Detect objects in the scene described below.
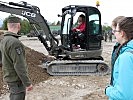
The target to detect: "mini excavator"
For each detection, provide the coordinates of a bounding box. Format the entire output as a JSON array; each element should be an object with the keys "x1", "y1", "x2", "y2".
[{"x1": 0, "y1": 1, "x2": 109, "y2": 75}]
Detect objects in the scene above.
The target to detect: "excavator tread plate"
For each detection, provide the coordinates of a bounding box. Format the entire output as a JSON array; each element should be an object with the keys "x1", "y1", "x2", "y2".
[{"x1": 46, "y1": 60, "x2": 110, "y2": 76}]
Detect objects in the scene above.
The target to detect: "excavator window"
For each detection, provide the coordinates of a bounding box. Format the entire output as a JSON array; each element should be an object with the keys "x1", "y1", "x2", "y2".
[
  {"x1": 62, "y1": 14, "x2": 71, "y2": 35},
  {"x1": 89, "y1": 14, "x2": 100, "y2": 35}
]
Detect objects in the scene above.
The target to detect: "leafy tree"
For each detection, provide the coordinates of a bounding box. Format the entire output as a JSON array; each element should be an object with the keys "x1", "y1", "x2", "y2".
[
  {"x1": 56, "y1": 21, "x2": 61, "y2": 25},
  {"x1": 102, "y1": 25, "x2": 111, "y2": 32},
  {"x1": 2, "y1": 17, "x2": 8, "y2": 30},
  {"x1": 20, "y1": 19, "x2": 31, "y2": 35},
  {"x1": 51, "y1": 21, "x2": 56, "y2": 25}
]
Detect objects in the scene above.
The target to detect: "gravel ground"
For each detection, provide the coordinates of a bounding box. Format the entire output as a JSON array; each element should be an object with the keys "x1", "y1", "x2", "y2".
[{"x1": 0, "y1": 36, "x2": 116, "y2": 100}]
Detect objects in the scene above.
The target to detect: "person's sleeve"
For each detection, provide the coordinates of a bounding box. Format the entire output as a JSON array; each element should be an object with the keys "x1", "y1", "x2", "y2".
[
  {"x1": 79, "y1": 23, "x2": 86, "y2": 32},
  {"x1": 105, "y1": 85, "x2": 124, "y2": 99},
  {"x1": 72, "y1": 25, "x2": 80, "y2": 31},
  {"x1": 9, "y1": 41, "x2": 31, "y2": 87},
  {"x1": 72, "y1": 28, "x2": 76, "y2": 31},
  {"x1": 106, "y1": 52, "x2": 133, "y2": 99}
]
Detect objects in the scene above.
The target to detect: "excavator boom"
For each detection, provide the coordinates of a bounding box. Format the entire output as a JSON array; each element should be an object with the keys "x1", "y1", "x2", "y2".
[{"x1": 0, "y1": 1, "x2": 58, "y2": 52}]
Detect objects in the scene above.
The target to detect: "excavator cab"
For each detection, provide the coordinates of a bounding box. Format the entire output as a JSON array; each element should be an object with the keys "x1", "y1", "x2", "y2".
[
  {"x1": 58, "y1": 5, "x2": 103, "y2": 60},
  {"x1": 0, "y1": 1, "x2": 109, "y2": 75}
]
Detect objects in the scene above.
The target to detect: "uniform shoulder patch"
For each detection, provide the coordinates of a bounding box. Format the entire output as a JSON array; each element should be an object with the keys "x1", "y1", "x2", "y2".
[{"x1": 15, "y1": 47, "x2": 22, "y2": 55}]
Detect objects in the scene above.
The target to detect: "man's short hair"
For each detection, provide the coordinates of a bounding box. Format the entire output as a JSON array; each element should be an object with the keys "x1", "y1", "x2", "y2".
[{"x1": 7, "y1": 16, "x2": 21, "y2": 23}]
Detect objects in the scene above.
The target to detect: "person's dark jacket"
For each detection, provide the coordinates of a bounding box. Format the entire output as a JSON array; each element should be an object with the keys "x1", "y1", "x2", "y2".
[{"x1": 0, "y1": 32, "x2": 31, "y2": 87}]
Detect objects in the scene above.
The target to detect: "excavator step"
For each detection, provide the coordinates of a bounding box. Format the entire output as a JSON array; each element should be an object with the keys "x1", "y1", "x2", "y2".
[{"x1": 44, "y1": 60, "x2": 110, "y2": 76}]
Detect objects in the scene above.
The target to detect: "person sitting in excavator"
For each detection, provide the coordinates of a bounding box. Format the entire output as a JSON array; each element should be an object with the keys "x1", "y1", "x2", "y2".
[
  {"x1": 73, "y1": 14, "x2": 86, "y2": 32},
  {"x1": 72, "y1": 14, "x2": 86, "y2": 49}
]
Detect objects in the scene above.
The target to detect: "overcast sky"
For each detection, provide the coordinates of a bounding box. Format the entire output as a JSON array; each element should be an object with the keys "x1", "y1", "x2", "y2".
[{"x1": 0, "y1": 0, "x2": 133, "y2": 26}]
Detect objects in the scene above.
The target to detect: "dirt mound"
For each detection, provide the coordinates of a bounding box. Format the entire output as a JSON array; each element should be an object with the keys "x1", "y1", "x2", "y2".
[{"x1": 0, "y1": 47, "x2": 50, "y2": 96}]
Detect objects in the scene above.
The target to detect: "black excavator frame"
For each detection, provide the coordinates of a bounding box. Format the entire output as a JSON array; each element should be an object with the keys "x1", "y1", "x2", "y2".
[{"x1": 0, "y1": 1, "x2": 110, "y2": 75}]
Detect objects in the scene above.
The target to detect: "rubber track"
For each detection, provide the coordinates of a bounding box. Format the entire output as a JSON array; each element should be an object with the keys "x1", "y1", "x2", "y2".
[{"x1": 46, "y1": 60, "x2": 110, "y2": 76}]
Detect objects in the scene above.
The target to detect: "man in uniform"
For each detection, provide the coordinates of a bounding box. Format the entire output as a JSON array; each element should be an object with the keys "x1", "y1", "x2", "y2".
[{"x1": 0, "y1": 16, "x2": 33, "y2": 100}]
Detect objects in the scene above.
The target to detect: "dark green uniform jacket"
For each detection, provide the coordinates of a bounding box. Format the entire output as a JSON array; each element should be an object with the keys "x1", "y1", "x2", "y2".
[{"x1": 0, "y1": 32, "x2": 31, "y2": 87}]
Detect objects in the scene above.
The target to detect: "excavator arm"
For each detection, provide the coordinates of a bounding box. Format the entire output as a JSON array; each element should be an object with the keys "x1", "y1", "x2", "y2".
[{"x1": 0, "y1": 1, "x2": 59, "y2": 52}]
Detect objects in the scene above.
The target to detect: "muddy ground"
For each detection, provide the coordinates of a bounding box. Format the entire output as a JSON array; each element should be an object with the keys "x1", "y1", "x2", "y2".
[{"x1": 0, "y1": 36, "x2": 115, "y2": 100}]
